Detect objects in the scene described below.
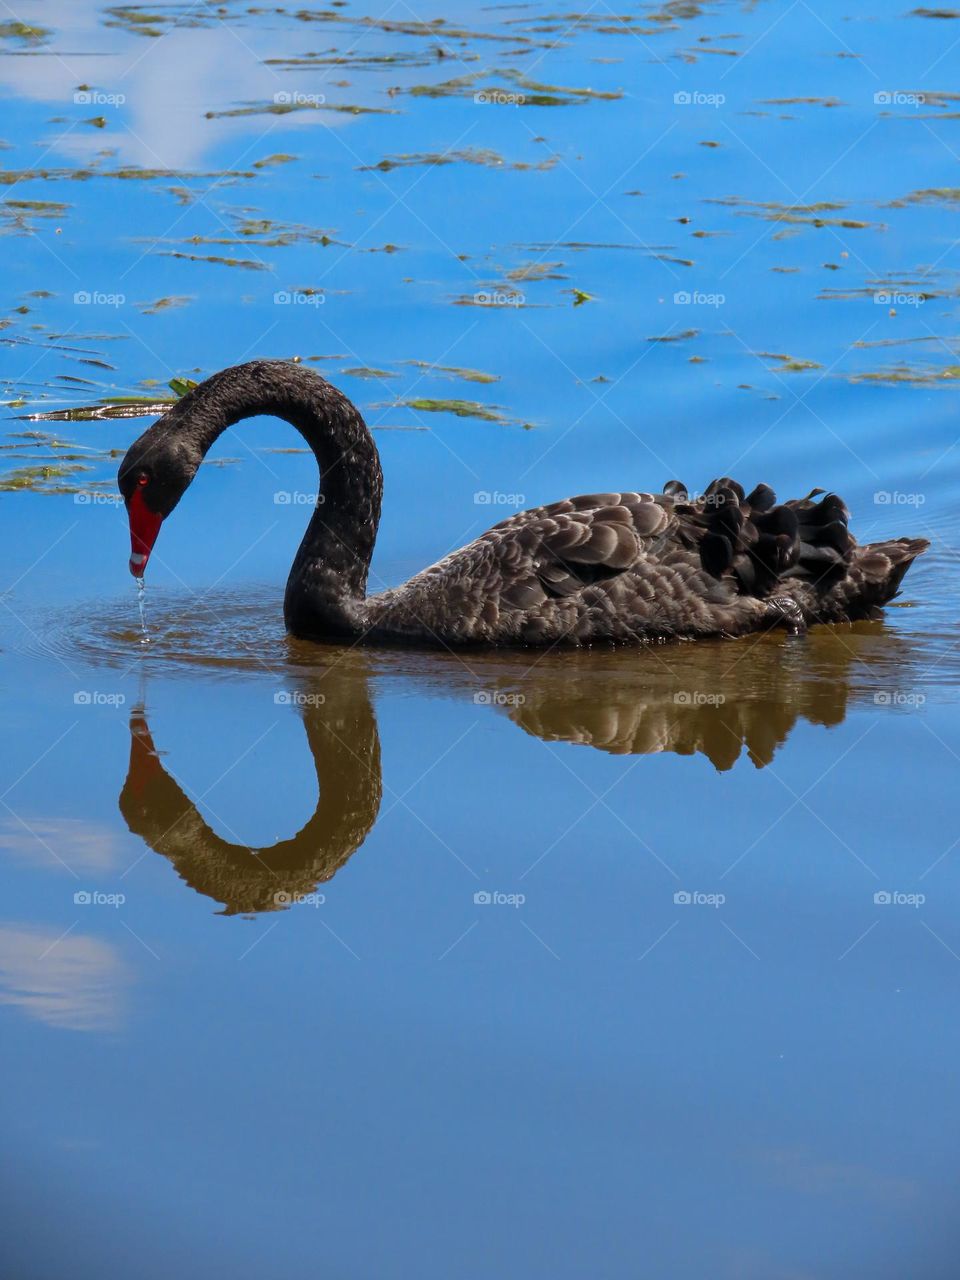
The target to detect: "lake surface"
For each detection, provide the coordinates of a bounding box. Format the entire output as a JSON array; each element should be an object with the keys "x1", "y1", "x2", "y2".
[{"x1": 2, "y1": 1, "x2": 960, "y2": 1276}]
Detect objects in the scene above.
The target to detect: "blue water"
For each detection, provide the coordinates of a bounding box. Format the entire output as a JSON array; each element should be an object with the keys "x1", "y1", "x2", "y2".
[{"x1": 2, "y1": 2, "x2": 960, "y2": 1276}]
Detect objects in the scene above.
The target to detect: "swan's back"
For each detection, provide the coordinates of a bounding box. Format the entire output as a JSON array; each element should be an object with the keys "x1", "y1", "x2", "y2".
[{"x1": 365, "y1": 478, "x2": 928, "y2": 646}]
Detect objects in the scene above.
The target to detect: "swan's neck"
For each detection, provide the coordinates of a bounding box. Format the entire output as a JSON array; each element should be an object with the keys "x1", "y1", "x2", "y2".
[{"x1": 171, "y1": 362, "x2": 382, "y2": 636}]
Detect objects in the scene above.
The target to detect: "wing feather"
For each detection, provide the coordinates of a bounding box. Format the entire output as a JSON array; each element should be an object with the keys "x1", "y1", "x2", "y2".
[{"x1": 483, "y1": 494, "x2": 674, "y2": 607}]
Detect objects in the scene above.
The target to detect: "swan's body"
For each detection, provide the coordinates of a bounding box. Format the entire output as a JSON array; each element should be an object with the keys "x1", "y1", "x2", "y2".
[{"x1": 118, "y1": 360, "x2": 928, "y2": 647}]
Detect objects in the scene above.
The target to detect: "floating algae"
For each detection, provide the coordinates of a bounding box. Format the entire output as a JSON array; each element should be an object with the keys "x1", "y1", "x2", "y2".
[
  {"x1": 157, "y1": 252, "x2": 270, "y2": 271},
  {"x1": 401, "y1": 361, "x2": 499, "y2": 384},
  {"x1": 205, "y1": 101, "x2": 396, "y2": 120},
  {"x1": 407, "y1": 68, "x2": 622, "y2": 105},
  {"x1": 0, "y1": 462, "x2": 93, "y2": 493},
  {"x1": 886, "y1": 188, "x2": 960, "y2": 208},
  {"x1": 137, "y1": 296, "x2": 193, "y2": 315},
  {"x1": 143, "y1": 211, "x2": 341, "y2": 250},
  {"x1": 0, "y1": 199, "x2": 70, "y2": 237},
  {"x1": 759, "y1": 352, "x2": 823, "y2": 373},
  {"x1": 0, "y1": 21, "x2": 51, "y2": 43},
  {"x1": 849, "y1": 363, "x2": 960, "y2": 386},
  {"x1": 647, "y1": 329, "x2": 699, "y2": 343},
  {"x1": 387, "y1": 398, "x2": 514, "y2": 423},
  {"x1": 360, "y1": 148, "x2": 556, "y2": 173},
  {"x1": 703, "y1": 197, "x2": 879, "y2": 230}
]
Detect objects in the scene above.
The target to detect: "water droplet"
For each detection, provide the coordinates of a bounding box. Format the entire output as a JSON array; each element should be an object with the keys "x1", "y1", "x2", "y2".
[{"x1": 135, "y1": 576, "x2": 150, "y2": 643}]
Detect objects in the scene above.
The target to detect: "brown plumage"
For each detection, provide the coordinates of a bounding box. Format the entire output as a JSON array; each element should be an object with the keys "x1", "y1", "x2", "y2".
[{"x1": 117, "y1": 361, "x2": 929, "y2": 647}]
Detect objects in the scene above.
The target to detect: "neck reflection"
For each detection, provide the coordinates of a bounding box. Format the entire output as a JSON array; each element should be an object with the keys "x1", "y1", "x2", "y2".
[{"x1": 119, "y1": 671, "x2": 381, "y2": 916}]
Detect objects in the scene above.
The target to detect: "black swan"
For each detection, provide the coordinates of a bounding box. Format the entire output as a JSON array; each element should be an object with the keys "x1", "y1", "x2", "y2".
[{"x1": 118, "y1": 359, "x2": 928, "y2": 645}]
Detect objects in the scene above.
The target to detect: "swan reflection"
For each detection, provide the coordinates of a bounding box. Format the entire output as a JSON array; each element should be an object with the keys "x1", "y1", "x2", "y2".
[
  {"x1": 119, "y1": 672, "x2": 381, "y2": 916},
  {"x1": 120, "y1": 626, "x2": 917, "y2": 914}
]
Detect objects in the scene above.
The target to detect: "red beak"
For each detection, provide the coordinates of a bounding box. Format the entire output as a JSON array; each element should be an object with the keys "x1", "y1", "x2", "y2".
[{"x1": 127, "y1": 487, "x2": 163, "y2": 577}]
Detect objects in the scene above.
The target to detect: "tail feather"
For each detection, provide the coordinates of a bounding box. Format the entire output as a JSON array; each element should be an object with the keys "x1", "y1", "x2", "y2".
[
  {"x1": 695, "y1": 484, "x2": 854, "y2": 596},
  {"x1": 853, "y1": 537, "x2": 930, "y2": 606},
  {"x1": 668, "y1": 477, "x2": 930, "y2": 621}
]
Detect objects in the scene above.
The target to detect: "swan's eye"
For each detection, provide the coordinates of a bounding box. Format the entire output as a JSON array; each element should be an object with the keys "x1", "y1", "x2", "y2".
[{"x1": 137, "y1": 473, "x2": 149, "y2": 487}]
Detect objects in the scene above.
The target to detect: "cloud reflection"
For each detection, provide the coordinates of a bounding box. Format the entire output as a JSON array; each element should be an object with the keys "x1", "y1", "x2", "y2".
[
  {"x1": 0, "y1": 3, "x2": 359, "y2": 168},
  {"x1": 0, "y1": 924, "x2": 129, "y2": 1031},
  {"x1": 0, "y1": 817, "x2": 128, "y2": 872}
]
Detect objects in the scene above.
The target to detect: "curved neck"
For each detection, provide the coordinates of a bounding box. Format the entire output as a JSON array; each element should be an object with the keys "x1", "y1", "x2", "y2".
[
  {"x1": 162, "y1": 360, "x2": 382, "y2": 636},
  {"x1": 119, "y1": 678, "x2": 382, "y2": 914}
]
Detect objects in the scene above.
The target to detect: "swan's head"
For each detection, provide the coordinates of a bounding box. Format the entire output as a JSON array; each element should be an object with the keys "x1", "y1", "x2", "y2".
[{"x1": 117, "y1": 424, "x2": 200, "y2": 576}]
